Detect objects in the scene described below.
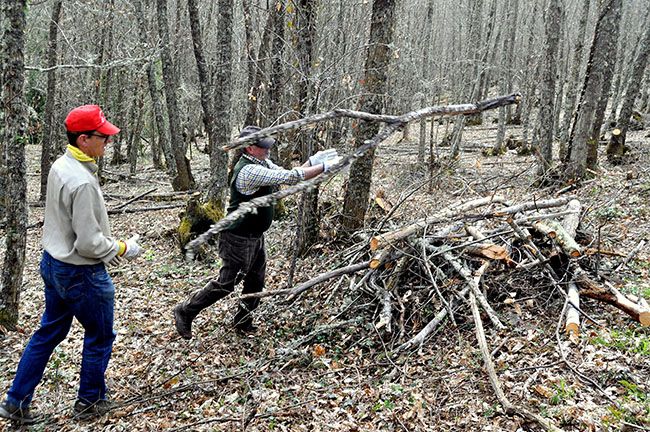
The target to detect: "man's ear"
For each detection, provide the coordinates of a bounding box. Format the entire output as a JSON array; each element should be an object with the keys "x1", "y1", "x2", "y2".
[{"x1": 76, "y1": 134, "x2": 88, "y2": 150}]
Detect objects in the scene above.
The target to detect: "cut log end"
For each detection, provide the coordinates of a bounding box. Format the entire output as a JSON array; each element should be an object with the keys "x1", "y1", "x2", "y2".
[
  {"x1": 640, "y1": 311, "x2": 650, "y2": 327},
  {"x1": 369, "y1": 259, "x2": 381, "y2": 269},
  {"x1": 565, "y1": 323, "x2": 580, "y2": 336},
  {"x1": 369, "y1": 237, "x2": 379, "y2": 251}
]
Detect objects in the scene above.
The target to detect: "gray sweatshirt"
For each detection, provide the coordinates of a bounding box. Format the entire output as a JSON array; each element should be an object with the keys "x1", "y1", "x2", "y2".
[{"x1": 42, "y1": 150, "x2": 119, "y2": 265}]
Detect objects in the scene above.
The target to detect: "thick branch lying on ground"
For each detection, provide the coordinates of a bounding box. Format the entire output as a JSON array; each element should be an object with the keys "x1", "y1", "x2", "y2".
[
  {"x1": 468, "y1": 292, "x2": 563, "y2": 432},
  {"x1": 572, "y1": 264, "x2": 650, "y2": 326},
  {"x1": 110, "y1": 188, "x2": 158, "y2": 211},
  {"x1": 107, "y1": 204, "x2": 185, "y2": 214},
  {"x1": 562, "y1": 200, "x2": 582, "y2": 335},
  {"x1": 531, "y1": 220, "x2": 582, "y2": 257},
  {"x1": 370, "y1": 196, "x2": 507, "y2": 251},
  {"x1": 235, "y1": 261, "x2": 371, "y2": 302}
]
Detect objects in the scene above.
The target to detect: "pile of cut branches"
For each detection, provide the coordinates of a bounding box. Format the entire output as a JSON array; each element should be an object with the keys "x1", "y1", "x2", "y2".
[
  {"x1": 356, "y1": 195, "x2": 650, "y2": 351},
  {"x1": 285, "y1": 194, "x2": 649, "y2": 431}
]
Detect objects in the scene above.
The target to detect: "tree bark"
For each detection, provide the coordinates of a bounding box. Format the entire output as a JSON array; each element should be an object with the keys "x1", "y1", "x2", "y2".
[
  {"x1": 39, "y1": 0, "x2": 63, "y2": 202},
  {"x1": 536, "y1": 0, "x2": 561, "y2": 178},
  {"x1": 587, "y1": 0, "x2": 622, "y2": 167},
  {"x1": 607, "y1": 14, "x2": 650, "y2": 159},
  {"x1": 566, "y1": 0, "x2": 622, "y2": 180},
  {"x1": 156, "y1": 0, "x2": 195, "y2": 191},
  {"x1": 133, "y1": 0, "x2": 174, "y2": 175},
  {"x1": 293, "y1": 0, "x2": 320, "y2": 254},
  {"x1": 559, "y1": 0, "x2": 590, "y2": 156},
  {"x1": 0, "y1": 0, "x2": 28, "y2": 330},
  {"x1": 341, "y1": 0, "x2": 399, "y2": 232},
  {"x1": 243, "y1": 1, "x2": 274, "y2": 127},
  {"x1": 208, "y1": 0, "x2": 233, "y2": 205}
]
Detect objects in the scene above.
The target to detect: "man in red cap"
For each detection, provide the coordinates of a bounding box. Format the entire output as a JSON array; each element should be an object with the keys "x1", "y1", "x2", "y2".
[{"x1": 0, "y1": 105, "x2": 143, "y2": 425}]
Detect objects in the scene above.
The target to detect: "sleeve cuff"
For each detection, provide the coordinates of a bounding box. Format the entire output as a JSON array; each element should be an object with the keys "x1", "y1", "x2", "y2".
[{"x1": 118, "y1": 240, "x2": 127, "y2": 256}]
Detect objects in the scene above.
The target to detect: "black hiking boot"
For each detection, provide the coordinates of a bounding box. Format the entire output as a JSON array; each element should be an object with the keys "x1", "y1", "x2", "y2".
[
  {"x1": 73, "y1": 399, "x2": 114, "y2": 420},
  {"x1": 0, "y1": 401, "x2": 38, "y2": 425},
  {"x1": 174, "y1": 305, "x2": 193, "y2": 340}
]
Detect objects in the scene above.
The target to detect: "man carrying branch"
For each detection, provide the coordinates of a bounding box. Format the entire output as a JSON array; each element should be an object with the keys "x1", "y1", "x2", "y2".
[{"x1": 174, "y1": 125, "x2": 340, "y2": 339}]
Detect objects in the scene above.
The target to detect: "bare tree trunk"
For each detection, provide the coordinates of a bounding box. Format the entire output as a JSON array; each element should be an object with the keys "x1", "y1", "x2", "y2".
[
  {"x1": 587, "y1": 0, "x2": 622, "y2": 167},
  {"x1": 559, "y1": 0, "x2": 590, "y2": 156},
  {"x1": 293, "y1": 0, "x2": 320, "y2": 254},
  {"x1": 0, "y1": 0, "x2": 28, "y2": 330},
  {"x1": 110, "y1": 69, "x2": 127, "y2": 165},
  {"x1": 267, "y1": 1, "x2": 286, "y2": 164},
  {"x1": 39, "y1": 0, "x2": 62, "y2": 203},
  {"x1": 503, "y1": 0, "x2": 518, "y2": 123},
  {"x1": 449, "y1": 0, "x2": 483, "y2": 158},
  {"x1": 127, "y1": 81, "x2": 145, "y2": 175},
  {"x1": 536, "y1": 0, "x2": 561, "y2": 178},
  {"x1": 243, "y1": 1, "x2": 274, "y2": 127},
  {"x1": 156, "y1": 0, "x2": 195, "y2": 191},
  {"x1": 208, "y1": 0, "x2": 233, "y2": 204},
  {"x1": 566, "y1": 0, "x2": 622, "y2": 180},
  {"x1": 133, "y1": 0, "x2": 174, "y2": 175},
  {"x1": 341, "y1": 0, "x2": 399, "y2": 232},
  {"x1": 607, "y1": 14, "x2": 650, "y2": 162}
]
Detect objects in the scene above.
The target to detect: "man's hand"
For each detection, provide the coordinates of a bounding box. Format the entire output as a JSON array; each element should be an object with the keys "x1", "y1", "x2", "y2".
[
  {"x1": 322, "y1": 156, "x2": 342, "y2": 172},
  {"x1": 123, "y1": 234, "x2": 143, "y2": 260},
  {"x1": 309, "y1": 148, "x2": 338, "y2": 166}
]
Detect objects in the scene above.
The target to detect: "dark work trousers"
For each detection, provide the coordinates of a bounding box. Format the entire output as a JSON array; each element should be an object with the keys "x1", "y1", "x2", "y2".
[{"x1": 180, "y1": 231, "x2": 266, "y2": 328}]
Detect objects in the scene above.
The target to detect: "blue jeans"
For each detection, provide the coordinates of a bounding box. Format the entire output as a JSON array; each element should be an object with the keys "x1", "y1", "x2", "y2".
[{"x1": 5, "y1": 251, "x2": 116, "y2": 408}]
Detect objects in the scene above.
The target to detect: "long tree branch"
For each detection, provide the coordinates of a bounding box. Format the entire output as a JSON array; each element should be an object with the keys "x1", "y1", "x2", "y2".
[
  {"x1": 186, "y1": 93, "x2": 521, "y2": 258},
  {"x1": 224, "y1": 92, "x2": 521, "y2": 151}
]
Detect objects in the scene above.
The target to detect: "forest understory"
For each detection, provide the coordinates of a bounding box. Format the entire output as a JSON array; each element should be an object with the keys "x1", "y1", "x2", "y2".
[{"x1": 1, "y1": 119, "x2": 649, "y2": 432}]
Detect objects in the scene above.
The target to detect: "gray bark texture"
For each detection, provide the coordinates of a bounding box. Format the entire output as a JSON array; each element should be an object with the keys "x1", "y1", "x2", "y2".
[
  {"x1": 566, "y1": 0, "x2": 622, "y2": 180},
  {"x1": 536, "y1": 0, "x2": 561, "y2": 177},
  {"x1": 607, "y1": 14, "x2": 650, "y2": 159},
  {"x1": 294, "y1": 0, "x2": 320, "y2": 253},
  {"x1": 341, "y1": 0, "x2": 399, "y2": 231},
  {"x1": 133, "y1": 0, "x2": 174, "y2": 174},
  {"x1": 187, "y1": 0, "x2": 220, "y2": 204},
  {"x1": 39, "y1": 0, "x2": 62, "y2": 202},
  {"x1": 0, "y1": 0, "x2": 28, "y2": 330},
  {"x1": 587, "y1": 0, "x2": 622, "y2": 167},
  {"x1": 208, "y1": 0, "x2": 233, "y2": 204},
  {"x1": 156, "y1": 0, "x2": 195, "y2": 191},
  {"x1": 559, "y1": 0, "x2": 590, "y2": 151}
]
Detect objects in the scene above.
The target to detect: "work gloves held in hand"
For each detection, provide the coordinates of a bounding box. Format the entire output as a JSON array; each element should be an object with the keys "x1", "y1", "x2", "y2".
[
  {"x1": 309, "y1": 148, "x2": 343, "y2": 173},
  {"x1": 309, "y1": 148, "x2": 338, "y2": 166},
  {"x1": 123, "y1": 234, "x2": 142, "y2": 259},
  {"x1": 323, "y1": 156, "x2": 342, "y2": 172},
  {"x1": 108, "y1": 234, "x2": 143, "y2": 266}
]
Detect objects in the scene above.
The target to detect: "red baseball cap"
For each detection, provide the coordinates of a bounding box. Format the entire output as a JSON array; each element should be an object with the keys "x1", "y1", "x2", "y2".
[{"x1": 64, "y1": 105, "x2": 120, "y2": 135}]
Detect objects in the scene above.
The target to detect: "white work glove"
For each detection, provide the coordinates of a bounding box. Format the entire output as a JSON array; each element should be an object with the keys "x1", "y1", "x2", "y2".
[
  {"x1": 107, "y1": 254, "x2": 123, "y2": 267},
  {"x1": 309, "y1": 148, "x2": 338, "y2": 166},
  {"x1": 122, "y1": 234, "x2": 142, "y2": 260},
  {"x1": 322, "y1": 156, "x2": 342, "y2": 173}
]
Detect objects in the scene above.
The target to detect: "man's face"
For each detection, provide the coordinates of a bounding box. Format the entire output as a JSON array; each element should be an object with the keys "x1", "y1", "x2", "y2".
[
  {"x1": 246, "y1": 145, "x2": 270, "y2": 160},
  {"x1": 78, "y1": 132, "x2": 113, "y2": 158}
]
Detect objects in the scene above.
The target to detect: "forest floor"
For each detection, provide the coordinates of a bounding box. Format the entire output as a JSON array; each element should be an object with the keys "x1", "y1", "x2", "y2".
[{"x1": 1, "y1": 116, "x2": 649, "y2": 432}]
